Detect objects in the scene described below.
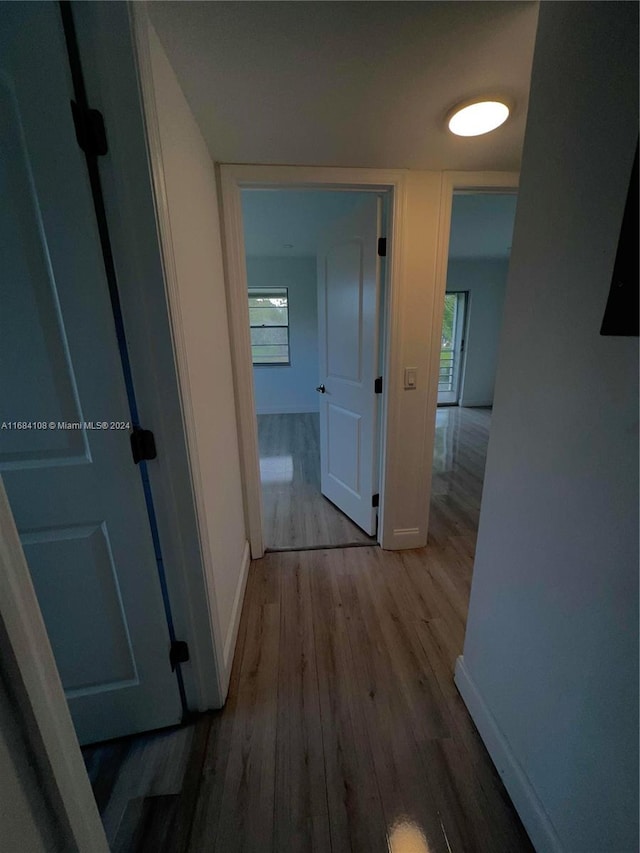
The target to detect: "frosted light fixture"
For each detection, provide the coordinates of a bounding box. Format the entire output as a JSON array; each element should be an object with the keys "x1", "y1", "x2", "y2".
[{"x1": 448, "y1": 99, "x2": 510, "y2": 137}]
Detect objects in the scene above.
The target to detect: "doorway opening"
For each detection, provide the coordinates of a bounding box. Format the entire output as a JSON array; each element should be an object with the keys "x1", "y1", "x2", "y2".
[
  {"x1": 240, "y1": 189, "x2": 387, "y2": 552},
  {"x1": 438, "y1": 291, "x2": 468, "y2": 406},
  {"x1": 430, "y1": 191, "x2": 517, "y2": 551}
]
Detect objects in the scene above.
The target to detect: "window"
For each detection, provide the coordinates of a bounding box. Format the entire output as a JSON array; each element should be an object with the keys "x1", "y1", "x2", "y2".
[{"x1": 248, "y1": 287, "x2": 290, "y2": 365}]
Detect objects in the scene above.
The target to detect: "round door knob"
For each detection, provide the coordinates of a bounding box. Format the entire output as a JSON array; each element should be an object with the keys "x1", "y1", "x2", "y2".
[{"x1": 316, "y1": 384, "x2": 326, "y2": 393}]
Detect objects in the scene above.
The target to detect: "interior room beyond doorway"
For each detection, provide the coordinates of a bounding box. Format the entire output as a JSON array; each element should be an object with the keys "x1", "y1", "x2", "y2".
[
  {"x1": 241, "y1": 189, "x2": 383, "y2": 551},
  {"x1": 431, "y1": 191, "x2": 517, "y2": 552},
  {"x1": 437, "y1": 192, "x2": 517, "y2": 408}
]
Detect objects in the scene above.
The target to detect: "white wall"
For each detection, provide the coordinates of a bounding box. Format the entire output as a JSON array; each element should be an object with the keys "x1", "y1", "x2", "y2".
[
  {"x1": 147, "y1": 24, "x2": 248, "y2": 692},
  {"x1": 248, "y1": 256, "x2": 319, "y2": 414},
  {"x1": 382, "y1": 171, "x2": 443, "y2": 547},
  {"x1": 456, "y1": 3, "x2": 638, "y2": 852},
  {"x1": 447, "y1": 259, "x2": 509, "y2": 407}
]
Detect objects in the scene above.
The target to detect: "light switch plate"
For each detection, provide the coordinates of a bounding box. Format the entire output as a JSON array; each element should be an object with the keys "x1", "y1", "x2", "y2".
[{"x1": 404, "y1": 367, "x2": 417, "y2": 389}]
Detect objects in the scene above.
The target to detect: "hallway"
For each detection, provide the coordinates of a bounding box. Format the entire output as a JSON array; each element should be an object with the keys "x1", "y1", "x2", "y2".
[{"x1": 83, "y1": 407, "x2": 533, "y2": 852}]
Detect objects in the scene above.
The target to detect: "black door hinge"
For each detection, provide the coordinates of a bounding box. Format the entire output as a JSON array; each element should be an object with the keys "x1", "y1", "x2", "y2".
[
  {"x1": 372, "y1": 493, "x2": 379, "y2": 508},
  {"x1": 130, "y1": 427, "x2": 157, "y2": 464},
  {"x1": 70, "y1": 100, "x2": 108, "y2": 156},
  {"x1": 169, "y1": 640, "x2": 190, "y2": 672},
  {"x1": 377, "y1": 237, "x2": 387, "y2": 257},
  {"x1": 374, "y1": 376, "x2": 383, "y2": 394}
]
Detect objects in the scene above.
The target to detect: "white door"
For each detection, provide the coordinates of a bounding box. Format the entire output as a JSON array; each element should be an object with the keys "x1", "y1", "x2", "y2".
[
  {"x1": 316, "y1": 196, "x2": 382, "y2": 536},
  {"x1": 0, "y1": 3, "x2": 182, "y2": 744}
]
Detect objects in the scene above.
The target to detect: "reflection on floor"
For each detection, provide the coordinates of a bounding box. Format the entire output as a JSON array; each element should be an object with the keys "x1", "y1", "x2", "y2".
[
  {"x1": 83, "y1": 406, "x2": 534, "y2": 852},
  {"x1": 429, "y1": 406, "x2": 492, "y2": 550},
  {"x1": 258, "y1": 412, "x2": 375, "y2": 551},
  {"x1": 82, "y1": 724, "x2": 202, "y2": 853}
]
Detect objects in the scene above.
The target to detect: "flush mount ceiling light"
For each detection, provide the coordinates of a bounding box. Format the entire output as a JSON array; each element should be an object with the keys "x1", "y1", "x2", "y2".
[{"x1": 447, "y1": 99, "x2": 510, "y2": 137}]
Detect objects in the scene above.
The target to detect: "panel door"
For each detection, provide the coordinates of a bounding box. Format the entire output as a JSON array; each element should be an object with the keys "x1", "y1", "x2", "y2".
[
  {"x1": 316, "y1": 196, "x2": 381, "y2": 536},
  {"x1": 0, "y1": 3, "x2": 182, "y2": 744}
]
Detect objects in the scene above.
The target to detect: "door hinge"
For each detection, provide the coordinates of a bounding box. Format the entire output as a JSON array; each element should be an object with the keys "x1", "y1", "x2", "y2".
[
  {"x1": 169, "y1": 640, "x2": 190, "y2": 672},
  {"x1": 377, "y1": 237, "x2": 387, "y2": 257},
  {"x1": 372, "y1": 493, "x2": 379, "y2": 508},
  {"x1": 70, "y1": 100, "x2": 108, "y2": 156},
  {"x1": 130, "y1": 427, "x2": 157, "y2": 464},
  {"x1": 374, "y1": 376, "x2": 383, "y2": 394}
]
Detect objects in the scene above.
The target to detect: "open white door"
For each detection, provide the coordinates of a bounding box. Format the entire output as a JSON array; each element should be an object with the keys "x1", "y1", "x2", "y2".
[
  {"x1": 0, "y1": 3, "x2": 182, "y2": 744},
  {"x1": 316, "y1": 195, "x2": 382, "y2": 536}
]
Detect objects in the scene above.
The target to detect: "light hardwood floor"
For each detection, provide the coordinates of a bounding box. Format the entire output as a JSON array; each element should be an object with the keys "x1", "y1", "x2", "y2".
[
  {"x1": 258, "y1": 412, "x2": 376, "y2": 551},
  {"x1": 83, "y1": 406, "x2": 534, "y2": 852},
  {"x1": 429, "y1": 406, "x2": 492, "y2": 552}
]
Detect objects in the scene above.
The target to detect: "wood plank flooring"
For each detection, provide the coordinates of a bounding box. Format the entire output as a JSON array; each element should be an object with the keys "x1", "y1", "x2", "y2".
[
  {"x1": 429, "y1": 407, "x2": 492, "y2": 555},
  {"x1": 83, "y1": 406, "x2": 534, "y2": 852},
  {"x1": 257, "y1": 412, "x2": 376, "y2": 551}
]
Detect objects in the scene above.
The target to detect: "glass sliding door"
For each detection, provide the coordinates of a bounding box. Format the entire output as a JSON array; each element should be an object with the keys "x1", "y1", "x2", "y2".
[{"x1": 438, "y1": 291, "x2": 467, "y2": 405}]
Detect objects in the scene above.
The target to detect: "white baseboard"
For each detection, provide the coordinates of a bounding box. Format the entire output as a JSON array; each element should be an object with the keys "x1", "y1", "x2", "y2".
[
  {"x1": 255, "y1": 404, "x2": 319, "y2": 415},
  {"x1": 220, "y1": 540, "x2": 251, "y2": 701},
  {"x1": 454, "y1": 656, "x2": 563, "y2": 853}
]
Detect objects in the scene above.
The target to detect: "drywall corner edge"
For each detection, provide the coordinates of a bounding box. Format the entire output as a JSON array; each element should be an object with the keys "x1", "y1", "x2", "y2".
[
  {"x1": 454, "y1": 655, "x2": 563, "y2": 853},
  {"x1": 220, "y1": 540, "x2": 251, "y2": 700},
  {"x1": 218, "y1": 165, "x2": 266, "y2": 560}
]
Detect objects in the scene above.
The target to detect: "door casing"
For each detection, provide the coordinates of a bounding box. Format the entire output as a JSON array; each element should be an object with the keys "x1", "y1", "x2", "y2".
[{"x1": 220, "y1": 165, "x2": 407, "y2": 557}]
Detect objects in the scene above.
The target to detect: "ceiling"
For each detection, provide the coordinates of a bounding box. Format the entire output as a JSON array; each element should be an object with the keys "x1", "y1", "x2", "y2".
[
  {"x1": 241, "y1": 189, "x2": 517, "y2": 259},
  {"x1": 148, "y1": 1, "x2": 539, "y2": 171},
  {"x1": 449, "y1": 193, "x2": 518, "y2": 259}
]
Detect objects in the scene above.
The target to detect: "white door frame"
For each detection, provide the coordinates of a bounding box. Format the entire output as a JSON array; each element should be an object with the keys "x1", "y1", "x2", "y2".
[
  {"x1": 427, "y1": 173, "x2": 519, "y2": 438},
  {"x1": 220, "y1": 165, "x2": 407, "y2": 557}
]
